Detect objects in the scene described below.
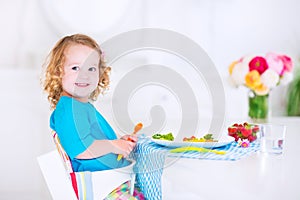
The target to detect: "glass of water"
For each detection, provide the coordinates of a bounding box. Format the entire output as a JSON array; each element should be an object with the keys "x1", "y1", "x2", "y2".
[{"x1": 260, "y1": 124, "x2": 286, "y2": 154}]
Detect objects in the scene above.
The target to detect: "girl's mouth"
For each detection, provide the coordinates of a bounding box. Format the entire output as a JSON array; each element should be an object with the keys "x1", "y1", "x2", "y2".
[{"x1": 75, "y1": 83, "x2": 90, "y2": 87}]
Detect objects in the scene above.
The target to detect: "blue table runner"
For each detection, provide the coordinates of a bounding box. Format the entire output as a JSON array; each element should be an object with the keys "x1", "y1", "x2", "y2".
[{"x1": 132, "y1": 137, "x2": 260, "y2": 199}]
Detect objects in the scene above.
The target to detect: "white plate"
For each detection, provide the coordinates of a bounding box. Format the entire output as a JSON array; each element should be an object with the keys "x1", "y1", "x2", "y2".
[{"x1": 150, "y1": 137, "x2": 234, "y2": 148}]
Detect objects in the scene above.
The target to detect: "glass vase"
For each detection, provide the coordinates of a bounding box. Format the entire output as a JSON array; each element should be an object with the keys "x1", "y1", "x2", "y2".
[{"x1": 248, "y1": 90, "x2": 269, "y2": 123}]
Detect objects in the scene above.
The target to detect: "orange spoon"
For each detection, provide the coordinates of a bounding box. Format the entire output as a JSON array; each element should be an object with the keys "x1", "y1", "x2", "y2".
[{"x1": 117, "y1": 123, "x2": 143, "y2": 161}]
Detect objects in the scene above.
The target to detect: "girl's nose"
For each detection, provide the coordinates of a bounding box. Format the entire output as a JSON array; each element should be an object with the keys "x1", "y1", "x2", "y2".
[{"x1": 78, "y1": 70, "x2": 89, "y2": 79}]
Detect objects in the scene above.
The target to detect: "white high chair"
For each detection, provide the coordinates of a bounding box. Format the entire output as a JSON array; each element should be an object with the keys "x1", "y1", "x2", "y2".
[{"x1": 37, "y1": 132, "x2": 136, "y2": 200}]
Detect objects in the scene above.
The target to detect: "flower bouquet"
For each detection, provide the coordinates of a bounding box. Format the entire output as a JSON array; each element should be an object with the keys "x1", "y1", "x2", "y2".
[{"x1": 229, "y1": 53, "x2": 293, "y2": 122}]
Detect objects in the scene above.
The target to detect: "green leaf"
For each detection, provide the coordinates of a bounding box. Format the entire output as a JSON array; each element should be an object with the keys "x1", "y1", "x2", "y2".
[{"x1": 287, "y1": 68, "x2": 300, "y2": 116}]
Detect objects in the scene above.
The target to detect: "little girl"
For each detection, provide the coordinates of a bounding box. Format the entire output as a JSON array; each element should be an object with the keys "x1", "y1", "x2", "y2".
[{"x1": 42, "y1": 34, "x2": 143, "y2": 199}]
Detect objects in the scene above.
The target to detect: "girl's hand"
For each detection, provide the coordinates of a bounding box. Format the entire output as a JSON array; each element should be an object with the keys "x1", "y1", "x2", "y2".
[
  {"x1": 121, "y1": 134, "x2": 138, "y2": 143},
  {"x1": 111, "y1": 138, "x2": 137, "y2": 158}
]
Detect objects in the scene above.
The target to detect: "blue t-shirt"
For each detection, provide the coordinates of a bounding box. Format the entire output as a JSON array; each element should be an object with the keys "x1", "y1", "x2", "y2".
[{"x1": 50, "y1": 96, "x2": 130, "y2": 172}]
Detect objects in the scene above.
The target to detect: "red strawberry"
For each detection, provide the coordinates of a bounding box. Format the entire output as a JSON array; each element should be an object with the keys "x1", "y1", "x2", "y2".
[
  {"x1": 252, "y1": 125, "x2": 259, "y2": 133},
  {"x1": 248, "y1": 135, "x2": 257, "y2": 142},
  {"x1": 232, "y1": 134, "x2": 239, "y2": 142},
  {"x1": 228, "y1": 127, "x2": 237, "y2": 135},
  {"x1": 241, "y1": 127, "x2": 252, "y2": 138}
]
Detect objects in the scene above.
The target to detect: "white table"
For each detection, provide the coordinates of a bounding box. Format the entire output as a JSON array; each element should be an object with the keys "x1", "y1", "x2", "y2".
[{"x1": 161, "y1": 117, "x2": 300, "y2": 200}]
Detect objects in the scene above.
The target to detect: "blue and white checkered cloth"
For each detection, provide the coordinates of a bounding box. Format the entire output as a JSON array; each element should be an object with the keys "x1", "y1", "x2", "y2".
[
  {"x1": 132, "y1": 136, "x2": 260, "y2": 199},
  {"x1": 130, "y1": 138, "x2": 167, "y2": 200},
  {"x1": 168, "y1": 139, "x2": 260, "y2": 161}
]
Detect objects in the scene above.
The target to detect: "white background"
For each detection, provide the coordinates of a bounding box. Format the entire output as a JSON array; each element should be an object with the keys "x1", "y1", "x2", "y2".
[{"x1": 0, "y1": 0, "x2": 299, "y2": 199}]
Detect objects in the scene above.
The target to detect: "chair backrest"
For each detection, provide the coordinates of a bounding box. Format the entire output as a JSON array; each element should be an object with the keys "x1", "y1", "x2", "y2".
[
  {"x1": 51, "y1": 131, "x2": 80, "y2": 198},
  {"x1": 38, "y1": 131, "x2": 136, "y2": 200},
  {"x1": 37, "y1": 150, "x2": 78, "y2": 200},
  {"x1": 52, "y1": 131, "x2": 74, "y2": 173}
]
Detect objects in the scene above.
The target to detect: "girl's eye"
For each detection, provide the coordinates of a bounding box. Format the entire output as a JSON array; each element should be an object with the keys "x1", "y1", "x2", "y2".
[
  {"x1": 71, "y1": 66, "x2": 80, "y2": 71},
  {"x1": 89, "y1": 67, "x2": 97, "y2": 72}
]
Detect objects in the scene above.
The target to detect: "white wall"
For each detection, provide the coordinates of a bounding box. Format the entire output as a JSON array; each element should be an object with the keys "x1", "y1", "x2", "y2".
[
  {"x1": 0, "y1": 0, "x2": 299, "y2": 199},
  {"x1": 0, "y1": 69, "x2": 53, "y2": 199}
]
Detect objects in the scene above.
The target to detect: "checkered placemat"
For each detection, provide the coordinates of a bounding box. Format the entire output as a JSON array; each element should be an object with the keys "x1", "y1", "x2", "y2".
[
  {"x1": 132, "y1": 136, "x2": 260, "y2": 199},
  {"x1": 167, "y1": 139, "x2": 260, "y2": 161}
]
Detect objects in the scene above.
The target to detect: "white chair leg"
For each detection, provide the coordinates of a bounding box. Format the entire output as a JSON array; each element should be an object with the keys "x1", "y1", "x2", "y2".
[{"x1": 130, "y1": 173, "x2": 136, "y2": 195}]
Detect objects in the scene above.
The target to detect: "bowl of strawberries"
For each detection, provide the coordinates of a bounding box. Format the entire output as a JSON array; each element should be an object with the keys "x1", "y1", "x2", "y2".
[{"x1": 227, "y1": 122, "x2": 260, "y2": 143}]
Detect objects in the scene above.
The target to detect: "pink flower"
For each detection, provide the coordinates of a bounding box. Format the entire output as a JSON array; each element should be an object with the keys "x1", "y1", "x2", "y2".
[
  {"x1": 249, "y1": 56, "x2": 269, "y2": 74},
  {"x1": 279, "y1": 55, "x2": 293, "y2": 75},
  {"x1": 265, "y1": 53, "x2": 284, "y2": 75},
  {"x1": 240, "y1": 140, "x2": 250, "y2": 148}
]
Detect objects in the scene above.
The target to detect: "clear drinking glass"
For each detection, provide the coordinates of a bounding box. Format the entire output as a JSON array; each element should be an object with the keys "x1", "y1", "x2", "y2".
[{"x1": 260, "y1": 124, "x2": 286, "y2": 154}]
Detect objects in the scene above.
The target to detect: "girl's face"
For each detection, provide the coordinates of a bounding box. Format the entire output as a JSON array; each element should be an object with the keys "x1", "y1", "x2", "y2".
[{"x1": 62, "y1": 44, "x2": 100, "y2": 102}]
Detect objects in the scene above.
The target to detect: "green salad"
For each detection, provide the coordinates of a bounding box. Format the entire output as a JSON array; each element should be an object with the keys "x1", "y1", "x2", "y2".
[{"x1": 152, "y1": 132, "x2": 174, "y2": 141}]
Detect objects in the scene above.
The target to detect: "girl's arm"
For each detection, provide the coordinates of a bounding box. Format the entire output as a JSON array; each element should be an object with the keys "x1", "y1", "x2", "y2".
[{"x1": 76, "y1": 136, "x2": 137, "y2": 159}]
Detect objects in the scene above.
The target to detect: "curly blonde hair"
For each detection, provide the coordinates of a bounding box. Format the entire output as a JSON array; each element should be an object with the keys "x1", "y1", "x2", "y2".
[{"x1": 42, "y1": 34, "x2": 110, "y2": 109}]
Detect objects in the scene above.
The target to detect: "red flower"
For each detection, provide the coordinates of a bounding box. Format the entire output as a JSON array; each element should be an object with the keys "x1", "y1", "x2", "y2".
[{"x1": 249, "y1": 56, "x2": 268, "y2": 74}]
